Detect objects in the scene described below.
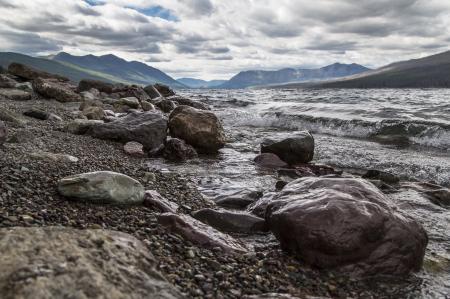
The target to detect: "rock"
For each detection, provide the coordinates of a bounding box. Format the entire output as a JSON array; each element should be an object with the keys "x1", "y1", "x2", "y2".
[
  {"x1": 266, "y1": 177, "x2": 428, "y2": 276},
  {"x1": 157, "y1": 213, "x2": 248, "y2": 253},
  {"x1": 168, "y1": 106, "x2": 226, "y2": 153},
  {"x1": 7, "y1": 130, "x2": 35, "y2": 144},
  {"x1": 215, "y1": 189, "x2": 263, "y2": 209},
  {"x1": 23, "y1": 108, "x2": 49, "y2": 120},
  {"x1": 30, "y1": 151, "x2": 79, "y2": 163},
  {"x1": 119, "y1": 97, "x2": 140, "y2": 109},
  {"x1": 0, "y1": 88, "x2": 32, "y2": 101},
  {"x1": 141, "y1": 100, "x2": 155, "y2": 111},
  {"x1": 113, "y1": 86, "x2": 150, "y2": 102},
  {"x1": 57, "y1": 171, "x2": 145, "y2": 205},
  {"x1": 246, "y1": 192, "x2": 276, "y2": 218},
  {"x1": 424, "y1": 188, "x2": 450, "y2": 207},
  {"x1": 0, "y1": 74, "x2": 17, "y2": 88},
  {"x1": 169, "y1": 96, "x2": 209, "y2": 110},
  {"x1": 254, "y1": 153, "x2": 288, "y2": 168},
  {"x1": 64, "y1": 119, "x2": 103, "y2": 135},
  {"x1": 143, "y1": 190, "x2": 179, "y2": 213},
  {"x1": 33, "y1": 78, "x2": 82, "y2": 102},
  {"x1": 154, "y1": 83, "x2": 175, "y2": 97},
  {"x1": 0, "y1": 227, "x2": 182, "y2": 299},
  {"x1": 144, "y1": 84, "x2": 162, "y2": 99},
  {"x1": 123, "y1": 141, "x2": 145, "y2": 157},
  {"x1": 79, "y1": 98, "x2": 103, "y2": 111},
  {"x1": 261, "y1": 132, "x2": 314, "y2": 165},
  {"x1": 193, "y1": 208, "x2": 268, "y2": 233},
  {"x1": 78, "y1": 79, "x2": 115, "y2": 93},
  {"x1": 82, "y1": 106, "x2": 106, "y2": 120},
  {"x1": 0, "y1": 107, "x2": 27, "y2": 126},
  {"x1": 278, "y1": 164, "x2": 342, "y2": 179},
  {"x1": 163, "y1": 138, "x2": 198, "y2": 162},
  {"x1": 155, "y1": 98, "x2": 177, "y2": 113},
  {"x1": 0, "y1": 121, "x2": 6, "y2": 145},
  {"x1": 15, "y1": 81, "x2": 33, "y2": 92},
  {"x1": 8, "y1": 62, "x2": 69, "y2": 81},
  {"x1": 362, "y1": 169, "x2": 400, "y2": 184},
  {"x1": 87, "y1": 111, "x2": 167, "y2": 153}
]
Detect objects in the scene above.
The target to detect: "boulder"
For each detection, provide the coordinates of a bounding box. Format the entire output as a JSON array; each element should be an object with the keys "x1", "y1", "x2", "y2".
[
  {"x1": 193, "y1": 208, "x2": 268, "y2": 233},
  {"x1": 254, "y1": 153, "x2": 288, "y2": 168},
  {"x1": 163, "y1": 138, "x2": 198, "y2": 162},
  {"x1": 79, "y1": 98, "x2": 103, "y2": 111},
  {"x1": 215, "y1": 188, "x2": 263, "y2": 209},
  {"x1": 78, "y1": 79, "x2": 115, "y2": 93},
  {"x1": 0, "y1": 121, "x2": 6, "y2": 145},
  {"x1": 0, "y1": 74, "x2": 17, "y2": 88},
  {"x1": 24, "y1": 108, "x2": 49, "y2": 120},
  {"x1": 154, "y1": 83, "x2": 175, "y2": 97},
  {"x1": 30, "y1": 151, "x2": 79, "y2": 163},
  {"x1": 157, "y1": 213, "x2": 248, "y2": 253},
  {"x1": 8, "y1": 62, "x2": 69, "y2": 81},
  {"x1": 87, "y1": 111, "x2": 167, "y2": 153},
  {"x1": 111, "y1": 86, "x2": 150, "y2": 102},
  {"x1": 266, "y1": 177, "x2": 428, "y2": 276},
  {"x1": 123, "y1": 141, "x2": 145, "y2": 157},
  {"x1": 141, "y1": 100, "x2": 155, "y2": 111},
  {"x1": 169, "y1": 96, "x2": 209, "y2": 110},
  {"x1": 0, "y1": 107, "x2": 27, "y2": 126},
  {"x1": 57, "y1": 171, "x2": 145, "y2": 205},
  {"x1": 168, "y1": 106, "x2": 226, "y2": 153},
  {"x1": 155, "y1": 98, "x2": 177, "y2": 113},
  {"x1": 261, "y1": 132, "x2": 314, "y2": 165},
  {"x1": 33, "y1": 78, "x2": 82, "y2": 102},
  {"x1": 82, "y1": 106, "x2": 105, "y2": 120},
  {"x1": 144, "y1": 84, "x2": 162, "y2": 99},
  {"x1": 143, "y1": 190, "x2": 179, "y2": 213},
  {"x1": 0, "y1": 88, "x2": 32, "y2": 101},
  {"x1": 0, "y1": 227, "x2": 182, "y2": 299},
  {"x1": 118, "y1": 97, "x2": 140, "y2": 109},
  {"x1": 64, "y1": 119, "x2": 103, "y2": 135}
]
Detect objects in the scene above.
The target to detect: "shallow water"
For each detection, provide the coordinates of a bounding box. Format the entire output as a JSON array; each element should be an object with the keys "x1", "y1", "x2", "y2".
[{"x1": 149, "y1": 88, "x2": 450, "y2": 297}]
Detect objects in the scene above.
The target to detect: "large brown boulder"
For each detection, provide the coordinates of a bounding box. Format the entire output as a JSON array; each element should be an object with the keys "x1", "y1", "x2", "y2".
[
  {"x1": 87, "y1": 111, "x2": 167, "y2": 153},
  {"x1": 0, "y1": 121, "x2": 6, "y2": 145},
  {"x1": 78, "y1": 79, "x2": 115, "y2": 93},
  {"x1": 0, "y1": 227, "x2": 182, "y2": 299},
  {"x1": 261, "y1": 132, "x2": 314, "y2": 165},
  {"x1": 33, "y1": 78, "x2": 82, "y2": 102},
  {"x1": 266, "y1": 177, "x2": 428, "y2": 276},
  {"x1": 8, "y1": 62, "x2": 68, "y2": 81},
  {"x1": 168, "y1": 105, "x2": 226, "y2": 153}
]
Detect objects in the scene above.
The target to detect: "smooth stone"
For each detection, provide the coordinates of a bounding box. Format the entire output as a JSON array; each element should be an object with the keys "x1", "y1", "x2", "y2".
[
  {"x1": 57, "y1": 171, "x2": 145, "y2": 205},
  {"x1": 0, "y1": 88, "x2": 32, "y2": 101},
  {"x1": 30, "y1": 151, "x2": 79, "y2": 163},
  {"x1": 143, "y1": 190, "x2": 179, "y2": 213},
  {"x1": 246, "y1": 192, "x2": 277, "y2": 218},
  {"x1": 141, "y1": 100, "x2": 155, "y2": 111},
  {"x1": 123, "y1": 141, "x2": 145, "y2": 157},
  {"x1": 254, "y1": 153, "x2": 288, "y2": 168},
  {"x1": 0, "y1": 74, "x2": 17, "y2": 88},
  {"x1": 118, "y1": 97, "x2": 140, "y2": 109},
  {"x1": 33, "y1": 78, "x2": 81, "y2": 102},
  {"x1": 261, "y1": 131, "x2": 315, "y2": 165},
  {"x1": 163, "y1": 138, "x2": 198, "y2": 162}
]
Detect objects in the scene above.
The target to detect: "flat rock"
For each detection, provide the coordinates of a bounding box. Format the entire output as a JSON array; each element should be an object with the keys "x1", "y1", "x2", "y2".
[
  {"x1": 261, "y1": 131, "x2": 314, "y2": 165},
  {"x1": 215, "y1": 188, "x2": 263, "y2": 209},
  {"x1": 33, "y1": 78, "x2": 82, "y2": 102},
  {"x1": 0, "y1": 88, "x2": 31, "y2": 101},
  {"x1": 143, "y1": 190, "x2": 179, "y2": 213},
  {"x1": 163, "y1": 138, "x2": 198, "y2": 162},
  {"x1": 30, "y1": 151, "x2": 79, "y2": 163},
  {"x1": 8, "y1": 62, "x2": 69, "y2": 81},
  {"x1": 0, "y1": 227, "x2": 182, "y2": 299},
  {"x1": 124, "y1": 141, "x2": 145, "y2": 157},
  {"x1": 254, "y1": 153, "x2": 288, "y2": 168},
  {"x1": 57, "y1": 171, "x2": 145, "y2": 205},
  {"x1": 24, "y1": 108, "x2": 49, "y2": 120},
  {"x1": 158, "y1": 213, "x2": 249, "y2": 254}
]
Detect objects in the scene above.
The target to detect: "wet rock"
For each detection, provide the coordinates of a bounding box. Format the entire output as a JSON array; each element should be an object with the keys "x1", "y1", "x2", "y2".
[
  {"x1": 23, "y1": 108, "x2": 49, "y2": 120},
  {"x1": 144, "y1": 84, "x2": 162, "y2": 99},
  {"x1": 141, "y1": 100, "x2": 155, "y2": 111},
  {"x1": 118, "y1": 97, "x2": 140, "y2": 109},
  {"x1": 0, "y1": 107, "x2": 27, "y2": 125},
  {"x1": 0, "y1": 227, "x2": 182, "y2": 299},
  {"x1": 169, "y1": 96, "x2": 209, "y2": 110},
  {"x1": 143, "y1": 190, "x2": 179, "y2": 213},
  {"x1": 0, "y1": 121, "x2": 6, "y2": 145},
  {"x1": 169, "y1": 105, "x2": 226, "y2": 153},
  {"x1": 30, "y1": 151, "x2": 79, "y2": 163},
  {"x1": 157, "y1": 213, "x2": 248, "y2": 253},
  {"x1": 193, "y1": 208, "x2": 268, "y2": 233},
  {"x1": 371, "y1": 134, "x2": 411, "y2": 147},
  {"x1": 246, "y1": 192, "x2": 276, "y2": 218},
  {"x1": 0, "y1": 88, "x2": 32, "y2": 101},
  {"x1": 278, "y1": 164, "x2": 342, "y2": 179},
  {"x1": 8, "y1": 62, "x2": 69, "y2": 81},
  {"x1": 78, "y1": 79, "x2": 115, "y2": 93},
  {"x1": 266, "y1": 177, "x2": 428, "y2": 276},
  {"x1": 154, "y1": 83, "x2": 175, "y2": 97},
  {"x1": 275, "y1": 180, "x2": 288, "y2": 190},
  {"x1": 155, "y1": 98, "x2": 177, "y2": 113},
  {"x1": 82, "y1": 106, "x2": 106, "y2": 120},
  {"x1": 261, "y1": 132, "x2": 314, "y2": 165},
  {"x1": 254, "y1": 153, "x2": 288, "y2": 168},
  {"x1": 215, "y1": 189, "x2": 263, "y2": 209},
  {"x1": 64, "y1": 119, "x2": 103, "y2": 135},
  {"x1": 87, "y1": 111, "x2": 167, "y2": 153},
  {"x1": 163, "y1": 138, "x2": 198, "y2": 162},
  {"x1": 57, "y1": 171, "x2": 145, "y2": 205},
  {"x1": 362, "y1": 169, "x2": 400, "y2": 184},
  {"x1": 0, "y1": 74, "x2": 17, "y2": 88},
  {"x1": 33, "y1": 78, "x2": 82, "y2": 102},
  {"x1": 424, "y1": 188, "x2": 450, "y2": 207},
  {"x1": 123, "y1": 141, "x2": 145, "y2": 157}
]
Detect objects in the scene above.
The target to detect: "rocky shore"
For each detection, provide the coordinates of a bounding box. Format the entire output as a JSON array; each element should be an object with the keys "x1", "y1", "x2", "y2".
[{"x1": 0, "y1": 63, "x2": 448, "y2": 298}]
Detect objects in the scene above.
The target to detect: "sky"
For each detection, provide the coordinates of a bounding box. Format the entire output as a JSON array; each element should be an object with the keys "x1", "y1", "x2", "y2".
[{"x1": 0, "y1": 0, "x2": 449, "y2": 80}]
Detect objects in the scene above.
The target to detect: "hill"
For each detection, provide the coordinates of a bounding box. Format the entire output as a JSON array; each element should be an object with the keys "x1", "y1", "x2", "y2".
[{"x1": 177, "y1": 78, "x2": 227, "y2": 88}]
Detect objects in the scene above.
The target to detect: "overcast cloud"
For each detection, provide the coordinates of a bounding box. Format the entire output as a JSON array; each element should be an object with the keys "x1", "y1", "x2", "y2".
[{"x1": 0, "y1": 0, "x2": 449, "y2": 79}]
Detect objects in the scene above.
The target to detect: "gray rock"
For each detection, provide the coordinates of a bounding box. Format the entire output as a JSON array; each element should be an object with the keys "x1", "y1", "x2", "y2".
[
  {"x1": 169, "y1": 96, "x2": 210, "y2": 110},
  {"x1": 118, "y1": 97, "x2": 140, "y2": 109},
  {"x1": 0, "y1": 88, "x2": 32, "y2": 101},
  {"x1": 144, "y1": 84, "x2": 162, "y2": 99},
  {"x1": 254, "y1": 153, "x2": 288, "y2": 168},
  {"x1": 78, "y1": 79, "x2": 115, "y2": 93},
  {"x1": 15, "y1": 81, "x2": 33, "y2": 92},
  {"x1": 30, "y1": 151, "x2": 79, "y2": 163},
  {"x1": 362, "y1": 169, "x2": 400, "y2": 184},
  {"x1": 24, "y1": 108, "x2": 49, "y2": 120},
  {"x1": 261, "y1": 131, "x2": 315, "y2": 165},
  {"x1": 163, "y1": 138, "x2": 198, "y2": 162},
  {"x1": 154, "y1": 83, "x2": 175, "y2": 97},
  {"x1": 0, "y1": 121, "x2": 6, "y2": 145},
  {"x1": 58, "y1": 171, "x2": 145, "y2": 205},
  {"x1": 0, "y1": 107, "x2": 27, "y2": 126},
  {"x1": 143, "y1": 190, "x2": 179, "y2": 213},
  {"x1": 123, "y1": 141, "x2": 145, "y2": 157},
  {"x1": 79, "y1": 98, "x2": 103, "y2": 111},
  {"x1": 64, "y1": 119, "x2": 103, "y2": 135},
  {"x1": 33, "y1": 78, "x2": 81, "y2": 102},
  {"x1": 8, "y1": 62, "x2": 69, "y2": 81},
  {"x1": 246, "y1": 192, "x2": 276, "y2": 218},
  {"x1": 82, "y1": 106, "x2": 106, "y2": 120},
  {"x1": 155, "y1": 98, "x2": 177, "y2": 113},
  {"x1": 215, "y1": 188, "x2": 263, "y2": 209},
  {"x1": 7, "y1": 129, "x2": 35, "y2": 144},
  {"x1": 87, "y1": 111, "x2": 167, "y2": 153},
  {"x1": 0, "y1": 74, "x2": 17, "y2": 88},
  {"x1": 0, "y1": 227, "x2": 182, "y2": 299},
  {"x1": 141, "y1": 100, "x2": 155, "y2": 111}
]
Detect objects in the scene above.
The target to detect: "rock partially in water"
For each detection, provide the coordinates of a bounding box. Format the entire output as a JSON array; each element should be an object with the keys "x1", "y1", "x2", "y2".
[
  {"x1": 30, "y1": 151, "x2": 79, "y2": 163},
  {"x1": 261, "y1": 131, "x2": 314, "y2": 165},
  {"x1": 424, "y1": 188, "x2": 450, "y2": 207},
  {"x1": 0, "y1": 227, "x2": 182, "y2": 299},
  {"x1": 123, "y1": 141, "x2": 145, "y2": 157},
  {"x1": 278, "y1": 164, "x2": 342, "y2": 179},
  {"x1": 8, "y1": 62, "x2": 69, "y2": 81},
  {"x1": 254, "y1": 153, "x2": 288, "y2": 169},
  {"x1": 154, "y1": 83, "x2": 175, "y2": 97},
  {"x1": 33, "y1": 78, "x2": 81, "y2": 102},
  {"x1": 24, "y1": 108, "x2": 49, "y2": 120},
  {"x1": 57, "y1": 171, "x2": 145, "y2": 205},
  {"x1": 193, "y1": 208, "x2": 268, "y2": 233},
  {"x1": 0, "y1": 121, "x2": 6, "y2": 145},
  {"x1": 163, "y1": 138, "x2": 198, "y2": 162},
  {"x1": 87, "y1": 111, "x2": 167, "y2": 153},
  {"x1": 363, "y1": 169, "x2": 400, "y2": 185},
  {"x1": 169, "y1": 105, "x2": 226, "y2": 154},
  {"x1": 266, "y1": 177, "x2": 428, "y2": 276},
  {"x1": 242, "y1": 294, "x2": 301, "y2": 299},
  {"x1": 143, "y1": 190, "x2": 179, "y2": 213},
  {"x1": 157, "y1": 213, "x2": 249, "y2": 253},
  {"x1": 0, "y1": 88, "x2": 31, "y2": 101},
  {"x1": 216, "y1": 189, "x2": 263, "y2": 209},
  {"x1": 169, "y1": 96, "x2": 210, "y2": 110}
]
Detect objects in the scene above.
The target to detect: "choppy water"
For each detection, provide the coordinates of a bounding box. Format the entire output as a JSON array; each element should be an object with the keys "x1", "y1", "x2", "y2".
[{"x1": 149, "y1": 88, "x2": 450, "y2": 298}]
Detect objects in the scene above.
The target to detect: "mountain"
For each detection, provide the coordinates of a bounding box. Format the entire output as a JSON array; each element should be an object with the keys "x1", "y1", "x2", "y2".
[
  {"x1": 314, "y1": 50, "x2": 450, "y2": 88},
  {"x1": 177, "y1": 78, "x2": 227, "y2": 88},
  {"x1": 52, "y1": 52, "x2": 185, "y2": 88},
  {"x1": 219, "y1": 63, "x2": 370, "y2": 89}
]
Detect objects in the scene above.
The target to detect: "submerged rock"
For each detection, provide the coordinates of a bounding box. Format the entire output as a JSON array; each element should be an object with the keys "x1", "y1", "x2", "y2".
[
  {"x1": 143, "y1": 190, "x2": 179, "y2": 213},
  {"x1": 157, "y1": 213, "x2": 248, "y2": 253},
  {"x1": 254, "y1": 153, "x2": 288, "y2": 168},
  {"x1": 163, "y1": 138, "x2": 198, "y2": 162},
  {"x1": 33, "y1": 78, "x2": 82, "y2": 102},
  {"x1": 169, "y1": 105, "x2": 226, "y2": 153},
  {"x1": 0, "y1": 121, "x2": 6, "y2": 145},
  {"x1": 362, "y1": 169, "x2": 400, "y2": 184},
  {"x1": 0, "y1": 227, "x2": 182, "y2": 299},
  {"x1": 261, "y1": 132, "x2": 314, "y2": 165},
  {"x1": 57, "y1": 171, "x2": 145, "y2": 205},
  {"x1": 0, "y1": 88, "x2": 31, "y2": 101},
  {"x1": 8, "y1": 62, "x2": 69, "y2": 81},
  {"x1": 215, "y1": 189, "x2": 263, "y2": 209},
  {"x1": 266, "y1": 177, "x2": 428, "y2": 276}
]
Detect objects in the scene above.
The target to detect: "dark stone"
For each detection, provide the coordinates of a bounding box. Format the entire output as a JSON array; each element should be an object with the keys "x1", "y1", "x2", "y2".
[
  {"x1": 23, "y1": 109, "x2": 49, "y2": 120},
  {"x1": 143, "y1": 85, "x2": 162, "y2": 99},
  {"x1": 154, "y1": 83, "x2": 175, "y2": 97},
  {"x1": 163, "y1": 138, "x2": 198, "y2": 162},
  {"x1": 143, "y1": 190, "x2": 179, "y2": 213},
  {"x1": 254, "y1": 153, "x2": 288, "y2": 169},
  {"x1": 246, "y1": 192, "x2": 276, "y2": 218},
  {"x1": 278, "y1": 164, "x2": 342, "y2": 179},
  {"x1": 8, "y1": 62, "x2": 69, "y2": 81},
  {"x1": 215, "y1": 189, "x2": 263, "y2": 209},
  {"x1": 362, "y1": 169, "x2": 400, "y2": 184},
  {"x1": 168, "y1": 96, "x2": 209, "y2": 110},
  {"x1": 261, "y1": 132, "x2": 314, "y2": 165},
  {"x1": 275, "y1": 180, "x2": 288, "y2": 190},
  {"x1": 113, "y1": 86, "x2": 150, "y2": 102},
  {"x1": 78, "y1": 79, "x2": 115, "y2": 93},
  {"x1": 155, "y1": 98, "x2": 177, "y2": 113}
]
